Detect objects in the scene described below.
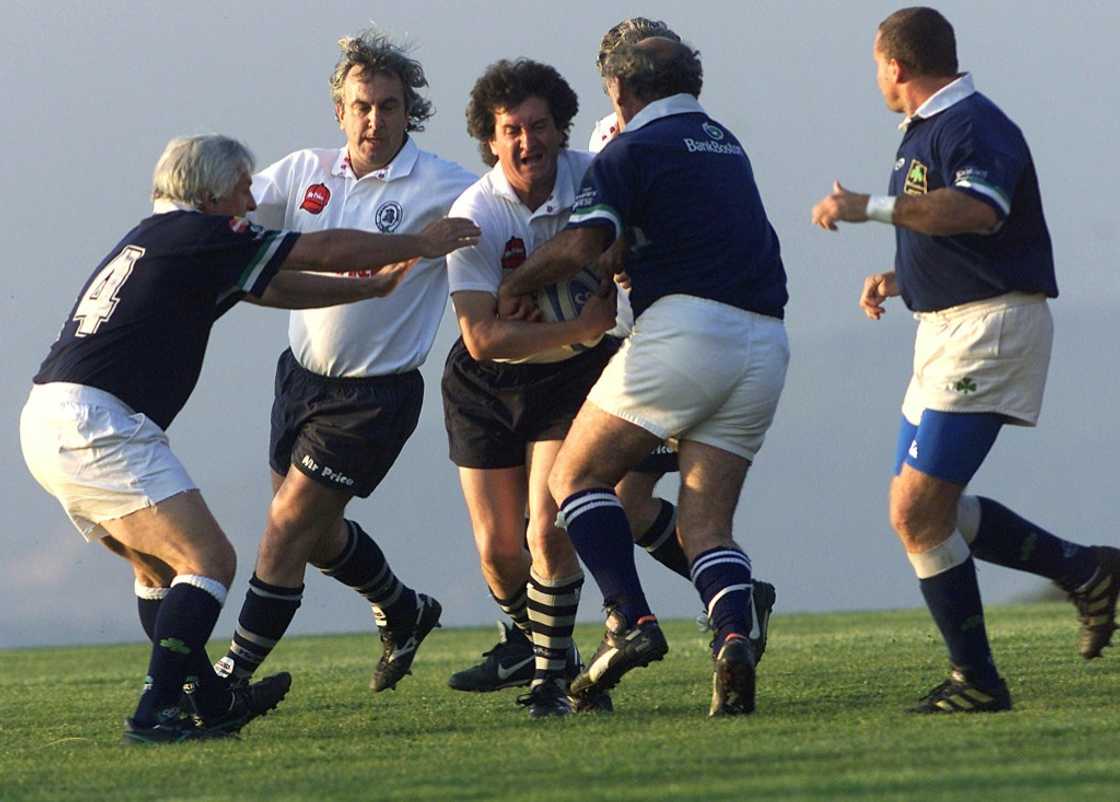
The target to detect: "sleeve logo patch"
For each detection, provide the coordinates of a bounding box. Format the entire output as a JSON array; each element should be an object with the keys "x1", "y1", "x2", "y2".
[
  {"x1": 501, "y1": 237, "x2": 527, "y2": 271},
  {"x1": 375, "y1": 201, "x2": 403, "y2": 232},
  {"x1": 900, "y1": 160, "x2": 927, "y2": 196},
  {"x1": 300, "y1": 183, "x2": 331, "y2": 214},
  {"x1": 904, "y1": 159, "x2": 928, "y2": 195}
]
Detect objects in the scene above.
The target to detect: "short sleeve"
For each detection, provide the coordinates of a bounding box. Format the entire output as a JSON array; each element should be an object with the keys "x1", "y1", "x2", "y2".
[
  {"x1": 938, "y1": 117, "x2": 1026, "y2": 220},
  {"x1": 194, "y1": 216, "x2": 300, "y2": 316},
  {"x1": 446, "y1": 190, "x2": 503, "y2": 295},
  {"x1": 565, "y1": 141, "x2": 636, "y2": 246}
]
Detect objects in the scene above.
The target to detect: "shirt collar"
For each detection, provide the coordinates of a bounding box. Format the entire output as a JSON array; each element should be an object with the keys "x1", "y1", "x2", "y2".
[
  {"x1": 152, "y1": 198, "x2": 199, "y2": 214},
  {"x1": 899, "y1": 73, "x2": 975, "y2": 131},
  {"x1": 331, "y1": 136, "x2": 420, "y2": 181},
  {"x1": 624, "y1": 93, "x2": 705, "y2": 133},
  {"x1": 489, "y1": 149, "x2": 579, "y2": 217}
]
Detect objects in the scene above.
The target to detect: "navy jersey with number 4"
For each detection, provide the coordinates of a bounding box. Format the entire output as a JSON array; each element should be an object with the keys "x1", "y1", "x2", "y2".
[
  {"x1": 566, "y1": 94, "x2": 787, "y2": 321},
  {"x1": 34, "y1": 209, "x2": 298, "y2": 429},
  {"x1": 889, "y1": 74, "x2": 1057, "y2": 312}
]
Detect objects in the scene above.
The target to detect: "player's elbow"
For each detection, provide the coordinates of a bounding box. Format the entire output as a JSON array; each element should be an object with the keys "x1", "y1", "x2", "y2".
[{"x1": 460, "y1": 327, "x2": 497, "y2": 362}]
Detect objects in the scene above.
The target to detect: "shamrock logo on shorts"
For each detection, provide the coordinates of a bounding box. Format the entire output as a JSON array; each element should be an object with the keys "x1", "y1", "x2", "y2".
[{"x1": 953, "y1": 377, "x2": 978, "y2": 394}]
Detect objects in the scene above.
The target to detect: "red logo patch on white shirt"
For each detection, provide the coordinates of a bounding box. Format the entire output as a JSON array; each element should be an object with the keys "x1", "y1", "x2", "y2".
[{"x1": 300, "y1": 183, "x2": 331, "y2": 214}]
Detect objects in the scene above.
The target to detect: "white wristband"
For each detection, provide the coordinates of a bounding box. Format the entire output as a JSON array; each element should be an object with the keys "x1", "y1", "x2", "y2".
[{"x1": 866, "y1": 195, "x2": 896, "y2": 223}]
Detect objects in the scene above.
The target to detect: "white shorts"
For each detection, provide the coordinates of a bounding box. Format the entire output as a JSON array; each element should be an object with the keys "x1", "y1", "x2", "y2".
[
  {"x1": 19, "y1": 383, "x2": 196, "y2": 541},
  {"x1": 587, "y1": 294, "x2": 789, "y2": 461},
  {"x1": 902, "y1": 292, "x2": 1052, "y2": 427}
]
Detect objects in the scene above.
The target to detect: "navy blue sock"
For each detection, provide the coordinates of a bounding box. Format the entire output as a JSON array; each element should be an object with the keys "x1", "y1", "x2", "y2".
[
  {"x1": 133, "y1": 578, "x2": 225, "y2": 724},
  {"x1": 319, "y1": 520, "x2": 418, "y2": 629},
  {"x1": 918, "y1": 557, "x2": 1000, "y2": 687},
  {"x1": 559, "y1": 488, "x2": 652, "y2": 623},
  {"x1": 137, "y1": 587, "x2": 229, "y2": 718},
  {"x1": 691, "y1": 546, "x2": 753, "y2": 654},
  {"x1": 635, "y1": 500, "x2": 689, "y2": 580},
  {"x1": 217, "y1": 574, "x2": 302, "y2": 684},
  {"x1": 971, "y1": 497, "x2": 1097, "y2": 591}
]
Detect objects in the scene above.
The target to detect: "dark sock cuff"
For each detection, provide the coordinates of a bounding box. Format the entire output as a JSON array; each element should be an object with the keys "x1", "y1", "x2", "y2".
[{"x1": 249, "y1": 573, "x2": 304, "y2": 598}]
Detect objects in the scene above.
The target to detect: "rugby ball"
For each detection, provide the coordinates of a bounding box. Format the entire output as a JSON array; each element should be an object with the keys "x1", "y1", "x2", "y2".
[{"x1": 533, "y1": 266, "x2": 605, "y2": 353}]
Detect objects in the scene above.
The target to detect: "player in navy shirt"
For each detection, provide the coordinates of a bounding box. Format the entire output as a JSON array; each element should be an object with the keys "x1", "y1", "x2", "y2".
[
  {"x1": 501, "y1": 38, "x2": 790, "y2": 716},
  {"x1": 811, "y1": 7, "x2": 1118, "y2": 713},
  {"x1": 19, "y1": 134, "x2": 478, "y2": 743}
]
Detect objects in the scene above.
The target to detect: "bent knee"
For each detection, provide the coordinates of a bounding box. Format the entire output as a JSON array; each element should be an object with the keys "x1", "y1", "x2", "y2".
[{"x1": 476, "y1": 535, "x2": 527, "y2": 573}]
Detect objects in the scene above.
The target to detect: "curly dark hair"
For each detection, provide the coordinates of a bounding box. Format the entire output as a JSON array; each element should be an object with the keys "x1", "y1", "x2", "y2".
[
  {"x1": 330, "y1": 27, "x2": 433, "y2": 132},
  {"x1": 465, "y1": 59, "x2": 579, "y2": 167}
]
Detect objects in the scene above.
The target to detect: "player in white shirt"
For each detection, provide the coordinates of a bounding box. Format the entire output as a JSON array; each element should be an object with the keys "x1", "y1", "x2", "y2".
[
  {"x1": 214, "y1": 29, "x2": 477, "y2": 696},
  {"x1": 440, "y1": 59, "x2": 619, "y2": 716}
]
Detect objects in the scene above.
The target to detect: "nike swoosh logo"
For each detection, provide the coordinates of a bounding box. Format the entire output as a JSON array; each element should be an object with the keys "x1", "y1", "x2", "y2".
[{"x1": 497, "y1": 656, "x2": 534, "y2": 680}]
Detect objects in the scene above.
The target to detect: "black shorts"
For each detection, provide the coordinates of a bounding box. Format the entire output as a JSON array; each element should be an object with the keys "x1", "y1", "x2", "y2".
[
  {"x1": 269, "y1": 349, "x2": 423, "y2": 498},
  {"x1": 633, "y1": 441, "x2": 679, "y2": 475},
  {"x1": 442, "y1": 337, "x2": 617, "y2": 469}
]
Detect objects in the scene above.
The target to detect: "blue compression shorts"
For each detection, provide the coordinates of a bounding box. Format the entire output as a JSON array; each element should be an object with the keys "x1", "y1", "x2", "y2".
[{"x1": 893, "y1": 410, "x2": 1005, "y2": 485}]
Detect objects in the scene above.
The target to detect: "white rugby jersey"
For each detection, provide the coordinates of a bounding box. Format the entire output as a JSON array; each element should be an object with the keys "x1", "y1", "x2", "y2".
[
  {"x1": 588, "y1": 113, "x2": 634, "y2": 338},
  {"x1": 447, "y1": 149, "x2": 595, "y2": 365},
  {"x1": 252, "y1": 138, "x2": 476, "y2": 377},
  {"x1": 588, "y1": 112, "x2": 620, "y2": 153}
]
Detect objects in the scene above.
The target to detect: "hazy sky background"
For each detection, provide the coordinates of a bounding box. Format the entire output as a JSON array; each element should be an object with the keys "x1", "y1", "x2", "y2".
[{"x1": 2, "y1": 0, "x2": 1117, "y2": 649}]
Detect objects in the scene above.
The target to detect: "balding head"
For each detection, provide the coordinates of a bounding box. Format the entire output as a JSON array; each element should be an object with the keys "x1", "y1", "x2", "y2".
[{"x1": 600, "y1": 36, "x2": 703, "y2": 103}]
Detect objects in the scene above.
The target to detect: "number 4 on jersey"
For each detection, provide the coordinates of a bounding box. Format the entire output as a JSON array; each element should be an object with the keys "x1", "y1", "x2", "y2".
[{"x1": 73, "y1": 245, "x2": 144, "y2": 336}]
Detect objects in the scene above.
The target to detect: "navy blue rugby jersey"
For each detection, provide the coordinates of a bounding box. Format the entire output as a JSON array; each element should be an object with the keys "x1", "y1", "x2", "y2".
[
  {"x1": 567, "y1": 95, "x2": 787, "y2": 321},
  {"x1": 34, "y1": 210, "x2": 298, "y2": 429},
  {"x1": 889, "y1": 76, "x2": 1057, "y2": 312}
]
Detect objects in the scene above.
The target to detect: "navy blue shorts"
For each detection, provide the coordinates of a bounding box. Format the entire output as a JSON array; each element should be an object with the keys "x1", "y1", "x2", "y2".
[
  {"x1": 893, "y1": 410, "x2": 1004, "y2": 486},
  {"x1": 442, "y1": 337, "x2": 616, "y2": 469},
  {"x1": 269, "y1": 349, "x2": 423, "y2": 498}
]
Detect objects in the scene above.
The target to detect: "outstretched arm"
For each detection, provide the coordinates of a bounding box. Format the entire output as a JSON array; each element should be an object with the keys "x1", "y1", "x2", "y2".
[
  {"x1": 245, "y1": 259, "x2": 419, "y2": 309},
  {"x1": 281, "y1": 217, "x2": 480, "y2": 273},
  {"x1": 811, "y1": 181, "x2": 998, "y2": 236}
]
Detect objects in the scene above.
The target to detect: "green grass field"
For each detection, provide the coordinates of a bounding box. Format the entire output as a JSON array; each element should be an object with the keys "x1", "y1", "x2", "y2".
[{"x1": 2, "y1": 603, "x2": 1118, "y2": 802}]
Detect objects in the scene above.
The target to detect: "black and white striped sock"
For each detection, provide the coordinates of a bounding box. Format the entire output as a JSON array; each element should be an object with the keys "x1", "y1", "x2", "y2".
[
  {"x1": 216, "y1": 574, "x2": 302, "y2": 684},
  {"x1": 491, "y1": 585, "x2": 532, "y2": 635},
  {"x1": 527, "y1": 568, "x2": 583, "y2": 689},
  {"x1": 319, "y1": 520, "x2": 417, "y2": 629}
]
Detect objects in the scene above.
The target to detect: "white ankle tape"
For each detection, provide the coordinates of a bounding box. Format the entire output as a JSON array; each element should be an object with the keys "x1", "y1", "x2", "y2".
[
  {"x1": 134, "y1": 581, "x2": 169, "y2": 600},
  {"x1": 171, "y1": 574, "x2": 229, "y2": 605},
  {"x1": 957, "y1": 495, "x2": 981, "y2": 544},
  {"x1": 908, "y1": 531, "x2": 971, "y2": 579}
]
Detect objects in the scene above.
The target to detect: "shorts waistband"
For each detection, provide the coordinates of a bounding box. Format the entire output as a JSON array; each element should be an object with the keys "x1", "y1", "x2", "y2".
[
  {"x1": 916, "y1": 292, "x2": 1047, "y2": 323},
  {"x1": 283, "y1": 349, "x2": 420, "y2": 386},
  {"x1": 451, "y1": 336, "x2": 616, "y2": 381},
  {"x1": 29, "y1": 382, "x2": 135, "y2": 413}
]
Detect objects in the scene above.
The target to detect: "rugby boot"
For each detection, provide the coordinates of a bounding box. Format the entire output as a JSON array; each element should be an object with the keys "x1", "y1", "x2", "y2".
[
  {"x1": 187, "y1": 672, "x2": 292, "y2": 734},
  {"x1": 910, "y1": 668, "x2": 1012, "y2": 714},
  {"x1": 569, "y1": 608, "x2": 668, "y2": 700},
  {"x1": 122, "y1": 709, "x2": 231, "y2": 745},
  {"x1": 709, "y1": 635, "x2": 756, "y2": 717},
  {"x1": 370, "y1": 593, "x2": 442, "y2": 692},
  {"x1": 516, "y1": 680, "x2": 573, "y2": 718},
  {"x1": 448, "y1": 621, "x2": 534, "y2": 691},
  {"x1": 1067, "y1": 546, "x2": 1120, "y2": 659},
  {"x1": 695, "y1": 580, "x2": 776, "y2": 666}
]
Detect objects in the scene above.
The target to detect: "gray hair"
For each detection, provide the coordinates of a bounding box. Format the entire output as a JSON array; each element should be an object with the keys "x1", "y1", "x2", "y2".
[
  {"x1": 151, "y1": 135, "x2": 255, "y2": 206},
  {"x1": 329, "y1": 27, "x2": 433, "y2": 131},
  {"x1": 596, "y1": 17, "x2": 680, "y2": 72},
  {"x1": 601, "y1": 39, "x2": 703, "y2": 102}
]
